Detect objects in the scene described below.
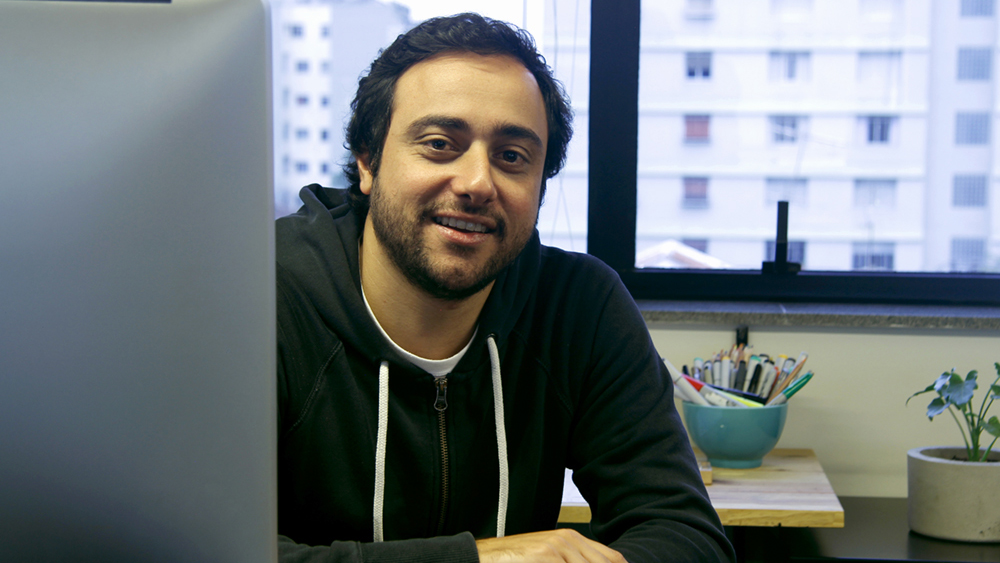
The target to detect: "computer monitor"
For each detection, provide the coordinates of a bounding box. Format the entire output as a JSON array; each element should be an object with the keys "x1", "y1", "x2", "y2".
[{"x1": 0, "y1": 1, "x2": 275, "y2": 561}]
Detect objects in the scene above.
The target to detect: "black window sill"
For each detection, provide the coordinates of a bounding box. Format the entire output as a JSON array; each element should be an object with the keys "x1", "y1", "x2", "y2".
[{"x1": 637, "y1": 300, "x2": 1000, "y2": 331}]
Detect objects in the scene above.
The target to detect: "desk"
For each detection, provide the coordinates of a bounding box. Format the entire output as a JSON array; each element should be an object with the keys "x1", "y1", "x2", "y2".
[
  {"x1": 742, "y1": 497, "x2": 1000, "y2": 562},
  {"x1": 559, "y1": 448, "x2": 844, "y2": 528}
]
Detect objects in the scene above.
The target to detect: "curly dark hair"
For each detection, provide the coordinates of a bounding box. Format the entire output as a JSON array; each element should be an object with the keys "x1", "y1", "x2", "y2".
[{"x1": 343, "y1": 12, "x2": 574, "y2": 216}]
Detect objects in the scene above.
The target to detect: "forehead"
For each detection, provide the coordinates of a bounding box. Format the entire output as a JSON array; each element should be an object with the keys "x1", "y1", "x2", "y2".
[{"x1": 389, "y1": 52, "x2": 548, "y2": 143}]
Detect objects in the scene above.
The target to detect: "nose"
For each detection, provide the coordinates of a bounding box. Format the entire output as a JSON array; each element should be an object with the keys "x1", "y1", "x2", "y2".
[{"x1": 452, "y1": 146, "x2": 496, "y2": 206}]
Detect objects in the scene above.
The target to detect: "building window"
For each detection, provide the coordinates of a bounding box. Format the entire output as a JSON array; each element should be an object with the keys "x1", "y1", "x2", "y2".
[
  {"x1": 852, "y1": 242, "x2": 895, "y2": 271},
  {"x1": 682, "y1": 177, "x2": 709, "y2": 208},
  {"x1": 295, "y1": 94, "x2": 309, "y2": 107},
  {"x1": 962, "y1": 0, "x2": 995, "y2": 17},
  {"x1": 771, "y1": 0, "x2": 813, "y2": 16},
  {"x1": 686, "y1": 52, "x2": 712, "y2": 79},
  {"x1": 765, "y1": 178, "x2": 808, "y2": 206},
  {"x1": 957, "y1": 48, "x2": 992, "y2": 80},
  {"x1": 770, "y1": 116, "x2": 801, "y2": 143},
  {"x1": 320, "y1": 129, "x2": 330, "y2": 141},
  {"x1": 321, "y1": 25, "x2": 330, "y2": 38},
  {"x1": 294, "y1": 161, "x2": 309, "y2": 174},
  {"x1": 865, "y1": 116, "x2": 893, "y2": 144},
  {"x1": 295, "y1": 60, "x2": 309, "y2": 73},
  {"x1": 682, "y1": 238, "x2": 709, "y2": 253},
  {"x1": 320, "y1": 162, "x2": 330, "y2": 175},
  {"x1": 321, "y1": 60, "x2": 331, "y2": 73},
  {"x1": 288, "y1": 24, "x2": 304, "y2": 38},
  {"x1": 294, "y1": 128, "x2": 309, "y2": 140},
  {"x1": 765, "y1": 240, "x2": 806, "y2": 264},
  {"x1": 685, "y1": 0, "x2": 714, "y2": 20},
  {"x1": 956, "y1": 112, "x2": 990, "y2": 144},
  {"x1": 952, "y1": 238, "x2": 987, "y2": 272},
  {"x1": 953, "y1": 175, "x2": 988, "y2": 207},
  {"x1": 320, "y1": 96, "x2": 330, "y2": 107},
  {"x1": 769, "y1": 51, "x2": 810, "y2": 81},
  {"x1": 854, "y1": 179, "x2": 897, "y2": 208},
  {"x1": 684, "y1": 115, "x2": 711, "y2": 143}
]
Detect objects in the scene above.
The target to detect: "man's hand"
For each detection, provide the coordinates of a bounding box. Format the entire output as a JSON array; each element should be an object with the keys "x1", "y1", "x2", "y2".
[{"x1": 476, "y1": 529, "x2": 627, "y2": 563}]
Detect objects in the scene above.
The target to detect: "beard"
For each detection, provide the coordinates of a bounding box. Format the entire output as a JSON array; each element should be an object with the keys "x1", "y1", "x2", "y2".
[{"x1": 367, "y1": 177, "x2": 534, "y2": 301}]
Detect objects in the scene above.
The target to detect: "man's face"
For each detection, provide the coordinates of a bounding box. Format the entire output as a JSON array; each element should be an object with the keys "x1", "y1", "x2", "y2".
[{"x1": 358, "y1": 52, "x2": 549, "y2": 301}]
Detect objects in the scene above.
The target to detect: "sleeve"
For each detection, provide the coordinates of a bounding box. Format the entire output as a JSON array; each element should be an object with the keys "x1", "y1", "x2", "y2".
[
  {"x1": 567, "y1": 278, "x2": 736, "y2": 563},
  {"x1": 277, "y1": 533, "x2": 480, "y2": 563}
]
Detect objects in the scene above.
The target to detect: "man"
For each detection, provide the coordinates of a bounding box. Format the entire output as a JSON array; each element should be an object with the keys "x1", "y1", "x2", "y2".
[{"x1": 275, "y1": 13, "x2": 733, "y2": 563}]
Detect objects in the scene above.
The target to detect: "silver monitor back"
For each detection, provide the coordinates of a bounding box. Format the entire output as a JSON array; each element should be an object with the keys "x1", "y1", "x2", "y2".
[{"x1": 0, "y1": 0, "x2": 276, "y2": 561}]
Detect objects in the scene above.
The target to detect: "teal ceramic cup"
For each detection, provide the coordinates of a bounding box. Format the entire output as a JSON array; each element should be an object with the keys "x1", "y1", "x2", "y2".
[{"x1": 681, "y1": 402, "x2": 788, "y2": 469}]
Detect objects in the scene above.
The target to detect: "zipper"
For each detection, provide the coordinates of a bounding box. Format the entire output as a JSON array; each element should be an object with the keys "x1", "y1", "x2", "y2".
[{"x1": 433, "y1": 375, "x2": 449, "y2": 535}]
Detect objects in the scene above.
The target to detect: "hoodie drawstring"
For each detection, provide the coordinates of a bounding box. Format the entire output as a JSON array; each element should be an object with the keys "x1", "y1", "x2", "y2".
[{"x1": 370, "y1": 335, "x2": 508, "y2": 542}]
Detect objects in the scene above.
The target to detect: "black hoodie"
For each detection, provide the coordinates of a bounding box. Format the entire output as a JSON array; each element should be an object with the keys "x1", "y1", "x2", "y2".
[{"x1": 275, "y1": 185, "x2": 734, "y2": 563}]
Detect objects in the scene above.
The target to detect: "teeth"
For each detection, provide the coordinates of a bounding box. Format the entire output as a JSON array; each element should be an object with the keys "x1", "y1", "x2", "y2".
[{"x1": 436, "y1": 217, "x2": 487, "y2": 233}]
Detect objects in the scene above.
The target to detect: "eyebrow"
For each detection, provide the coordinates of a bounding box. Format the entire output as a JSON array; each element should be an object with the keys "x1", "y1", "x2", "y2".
[{"x1": 407, "y1": 115, "x2": 544, "y2": 150}]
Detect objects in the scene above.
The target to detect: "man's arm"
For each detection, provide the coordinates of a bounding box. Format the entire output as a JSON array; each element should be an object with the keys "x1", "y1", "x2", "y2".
[
  {"x1": 476, "y1": 529, "x2": 626, "y2": 563},
  {"x1": 278, "y1": 533, "x2": 479, "y2": 563},
  {"x1": 565, "y1": 270, "x2": 735, "y2": 563}
]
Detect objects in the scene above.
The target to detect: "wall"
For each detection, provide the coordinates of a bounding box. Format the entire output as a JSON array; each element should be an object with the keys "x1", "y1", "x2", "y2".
[{"x1": 648, "y1": 322, "x2": 1000, "y2": 498}]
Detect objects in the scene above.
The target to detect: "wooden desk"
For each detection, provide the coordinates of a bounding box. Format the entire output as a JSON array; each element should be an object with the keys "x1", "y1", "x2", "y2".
[{"x1": 559, "y1": 448, "x2": 844, "y2": 528}]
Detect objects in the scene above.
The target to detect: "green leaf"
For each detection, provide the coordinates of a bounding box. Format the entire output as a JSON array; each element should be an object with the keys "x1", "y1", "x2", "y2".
[
  {"x1": 926, "y1": 397, "x2": 949, "y2": 419},
  {"x1": 907, "y1": 382, "x2": 939, "y2": 405},
  {"x1": 985, "y1": 416, "x2": 1000, "y2": 438},
  {"x1": 941, "y1": 375, "x2": 977, "y2": 407},
  {"x1": 991, "y1": 384, "x2": 1000, "y2": 400}
]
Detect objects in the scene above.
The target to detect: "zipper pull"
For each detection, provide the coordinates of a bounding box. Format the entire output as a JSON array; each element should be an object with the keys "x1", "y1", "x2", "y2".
[{"x1": 434, "y1": 376, "x2": 448, "y2": 412}]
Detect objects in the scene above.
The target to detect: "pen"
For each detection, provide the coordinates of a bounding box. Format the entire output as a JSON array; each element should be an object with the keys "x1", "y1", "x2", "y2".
[
  {"x1": 721, "y1": 355, "x2": 731, "y2": 388},
  {"x1": 681, "y1": 374, "x2": 749, "y2": 407},
  {"x1": 767, "y1": 371, "x2": 813, "y2": 405},
  {"x1": 744, "y1": 355, "x2": 760, "y2": 392},
  {"x1": 662, "y1": 357, "x2": 710, "y2": 405}
]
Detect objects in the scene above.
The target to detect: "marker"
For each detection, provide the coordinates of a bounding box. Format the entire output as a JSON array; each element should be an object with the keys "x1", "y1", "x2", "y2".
[
  {"x1": 744, "y1": 355, "x2": 761, "y2": 393},
  {"x1": 712, "y1": 358, "x2": 722, "y2": 387},
  {"x1": 693, "y1": 357, "x2": 704, "y2": 381},
  {"x1": 682, "y1": 375, "x2": 748, "y2": 408},
  {"x1": 768, "y1": 371, "x2": 814, "y2": 406},
  {"x1": 733, "y1": 359, "x2": 748, "y2": 391},
  {"x1": 721, "y1": 355, "x2": 732, "y2": 389},
  {"x1": 758, "y1": 361, "x2": 778, "y2": 398},
  {"x1": 662, "y1": 357, "x2": 710, "y2": 405}
]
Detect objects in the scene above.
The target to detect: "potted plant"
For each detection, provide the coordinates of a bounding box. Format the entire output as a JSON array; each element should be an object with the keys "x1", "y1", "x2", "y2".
[{"x1": 905, "y1": 363, "x2": 1000, "y2": 542}]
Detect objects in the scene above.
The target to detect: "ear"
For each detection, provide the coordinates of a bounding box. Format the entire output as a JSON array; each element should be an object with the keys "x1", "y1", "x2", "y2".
[{"x1": 356, "y1": 153, "x2": 374, "y2": 195}]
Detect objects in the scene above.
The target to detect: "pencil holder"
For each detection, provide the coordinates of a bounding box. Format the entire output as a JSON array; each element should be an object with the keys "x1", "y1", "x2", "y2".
[{"x1": 681, "y1": 402, "x2": 788, "y2": 469}]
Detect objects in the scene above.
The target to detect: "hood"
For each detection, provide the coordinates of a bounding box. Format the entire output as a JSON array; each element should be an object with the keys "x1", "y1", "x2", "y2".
[{"x1": 275, "y1": 184, "x2": 541, "y2": 373}]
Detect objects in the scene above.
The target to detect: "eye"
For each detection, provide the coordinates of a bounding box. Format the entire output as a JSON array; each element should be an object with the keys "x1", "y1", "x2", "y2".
[
  {"x1": 500, "y1": 150, "x2": 523, "y2": 164},
  {"x1": 428, "y1": 139, "x2": 449, "y2": 150}
]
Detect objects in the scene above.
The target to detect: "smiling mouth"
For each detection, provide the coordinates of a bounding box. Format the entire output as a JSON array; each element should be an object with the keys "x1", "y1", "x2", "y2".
[{"x1": 433, "y1": 216, "x2": 490, "y2": 234}]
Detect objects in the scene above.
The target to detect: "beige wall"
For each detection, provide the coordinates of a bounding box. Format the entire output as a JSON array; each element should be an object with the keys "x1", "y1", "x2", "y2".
[{"x1": 648, "y1": 322, "x2": 1000, "y2": 498}]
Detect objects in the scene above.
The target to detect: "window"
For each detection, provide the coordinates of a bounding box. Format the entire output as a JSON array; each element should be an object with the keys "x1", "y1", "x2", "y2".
[
  {"x1": 320, "y1": 60, "x2": 331, "y2": 73},
  {"x1": 682, "y1": 238, "x2": 709, "y2": 253},
  {"x1": 321, "y1": 96, "x2": 330, "y2": 107},
  {"x1": 770, "y1": 116, "x2": 800, "y2": 143},
  {"x1": 296, "y1": 60, "x2": 309, "y2": 73},
  {"x1": 295, "y1": 94, "x2": 309, "y2": 106},
  {"x1": 771, "y1": 0, "x2": 812, "y2": 16},
  {"x1": 769, "y1": 51, "x2": 810, "y2": 81},
  {"x1": 765, "y1": 178, "x2": 808, "y2": 206},
  {"x1": 953, "y1": 175, "x2": 988, "y2": 207},
  {"x1": 962, "y1": 0, "x2": 995, "y2": 17},
  {"x1": 685, "y1": 0, "x2": 714, "y2": 20},
  {"x1": 686, "y1": 52, "x2": 712, "y2": 79},
  {"x1": 956, "y1": 112, "x2": 991, "y2": 144},
  {"x1": 320, "y1": 129, "x2": 330, "y2": 141},
  {"x1": 957, "y1": 48, "x2": 992, "y2": 80},
  {"x1": 865, "y1": 116, "x2": 893, "y2": 144},
  {"x1": 288, "y1": 24, "x2": 304, "y2": 37},
  {"x1": 952, "y1": 238, "x2": 987, "y2": 272},
  {"x1": 852, "y1": 242, "x2": 895, "y2": 271},
  {"x1": 682, "y1": 177, "x2": 709, "y2": 208},
  {"x1": 854, "y1": 179, "x2": 896, "y2": 209},
  {"x1": 857, "y1": 51, "x2": 901, "y2": 99},
  {"x1": 294, "y1": 128, "x2": 309, "y2": 140},
  {"x1": 320, "y1": 162, "x2": 330, "y2": 174},
  {"x1": 321, "y1": 25, "x2": 330, "y2": 38},
  {"x1": 684, "y1": 115, "x2": 710, "y2": 143},
  {"x1": 765, "y1": 240, "x2": 806, "y2": 264},
  {"x1": 294, "y1": 161, "x2": 309, "y2": 174}
]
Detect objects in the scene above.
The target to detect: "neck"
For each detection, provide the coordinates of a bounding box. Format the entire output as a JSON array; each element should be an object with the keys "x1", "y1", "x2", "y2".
[{"x1": 359, "y1": 220, "x2": 492, "y2": 360}]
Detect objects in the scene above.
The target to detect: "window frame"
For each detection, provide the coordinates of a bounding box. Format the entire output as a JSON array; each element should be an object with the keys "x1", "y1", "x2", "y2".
[{"x1": 586, "y1": 0, "x2": 1000, "y2": 306}]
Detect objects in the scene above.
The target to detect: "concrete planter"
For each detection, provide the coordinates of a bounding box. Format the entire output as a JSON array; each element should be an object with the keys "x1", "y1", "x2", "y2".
[{"x1": 907, "y1": 446, "x2": 1000, "y2": 542}]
